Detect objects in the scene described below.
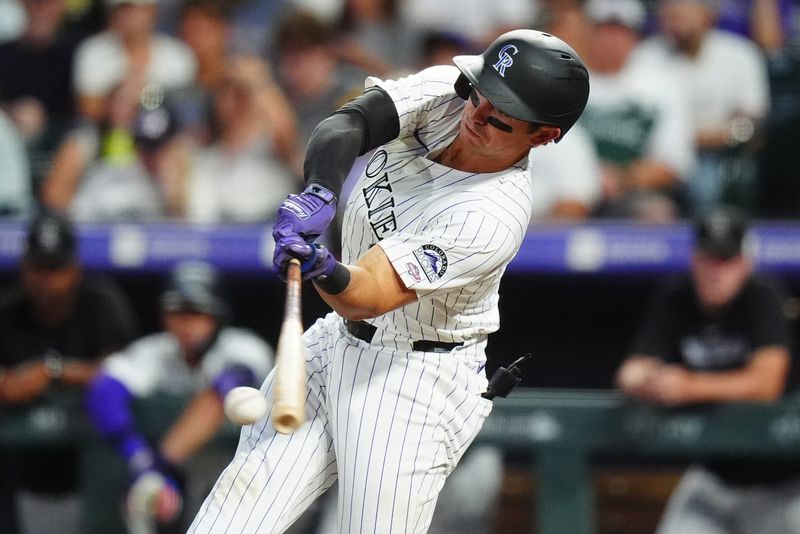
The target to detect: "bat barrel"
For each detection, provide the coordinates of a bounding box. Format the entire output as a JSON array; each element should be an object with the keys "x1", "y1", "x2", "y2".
[{"x1": 274, "y1": 411, "x2": 303, "y2": 434}]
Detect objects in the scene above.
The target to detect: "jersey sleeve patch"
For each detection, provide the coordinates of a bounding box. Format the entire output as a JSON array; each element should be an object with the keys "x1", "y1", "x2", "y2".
[{"x1": 412, "y1": 244, "x2": 448, "y2": 282}]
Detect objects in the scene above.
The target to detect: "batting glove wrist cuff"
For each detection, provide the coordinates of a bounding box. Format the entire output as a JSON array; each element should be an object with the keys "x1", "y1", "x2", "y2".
[
  {"x1": 306, "y1": 184, "x2": 337, "y2": 204},
  {"x1": 303, "y1": 244, "x2": 337, "y2": 280},
  {"x1": 314, "y1": 262, "x2": 351, "y2": 295}
]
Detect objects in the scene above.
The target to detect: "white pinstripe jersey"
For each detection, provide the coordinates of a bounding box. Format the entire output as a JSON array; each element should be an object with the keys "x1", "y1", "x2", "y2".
[{"x1": 341, "y1": 65, "x2": 533, "y2": 345}]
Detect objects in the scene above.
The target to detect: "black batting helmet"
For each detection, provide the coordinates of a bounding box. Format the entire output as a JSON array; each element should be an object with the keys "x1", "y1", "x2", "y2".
[
  {"x1": 453, "y1": 29, "x2": 590, "y2": 141},
  {"x1": 160, "y1": 260, "x2": 229, "y2": 318}
]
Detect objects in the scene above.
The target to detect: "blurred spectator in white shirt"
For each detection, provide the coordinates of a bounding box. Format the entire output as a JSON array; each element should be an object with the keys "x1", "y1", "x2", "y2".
[
  {"x1": 69, "y1": 97, "x2": 184, "y2": 221},
  {"x1": 43, "y1": 82, "x2": 187, "y2": 217},
  {"x1": 0, "y1": 0, "x2": 25, "y2": 43},
  {"x1": 530, "y1": 123, "x2": 602, "y2": 221},
  {"x1": 0, "y1": 110, "x2": 33, "y2": 216},
  {"x1": 634, "y1": 0, "x2": 770, "y2": 214},
  {"x1": 580, "y1": 0, "x2": 695, "y2": 221},
  {"x1": 72, "y1": 0, "x2": 196, "y2": 123},
  {"x1": 184, "y1": 55, "x2": 300, "y2": 224}
]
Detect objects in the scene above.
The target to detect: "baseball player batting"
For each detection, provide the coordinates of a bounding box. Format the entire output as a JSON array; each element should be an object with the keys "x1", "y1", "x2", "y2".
[{"x1": 189, "y1": 29, "x2": 589, "y2": 534}]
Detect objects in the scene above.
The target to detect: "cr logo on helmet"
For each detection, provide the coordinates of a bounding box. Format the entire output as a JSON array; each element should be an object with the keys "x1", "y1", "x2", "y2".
[{"x1": 493, "y1": 44, "x2": 519, "y2": 77}]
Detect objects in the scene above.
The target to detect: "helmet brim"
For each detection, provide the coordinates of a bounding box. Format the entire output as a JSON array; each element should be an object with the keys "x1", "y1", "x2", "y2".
[{"x1": 453, "y1": 54, "x2": 482, "y2": 84}]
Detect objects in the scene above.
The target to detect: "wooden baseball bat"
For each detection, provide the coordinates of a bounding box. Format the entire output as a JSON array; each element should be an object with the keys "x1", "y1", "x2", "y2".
[{"x1": 272, "y1": 258, "x2": 307, "y2": 434}]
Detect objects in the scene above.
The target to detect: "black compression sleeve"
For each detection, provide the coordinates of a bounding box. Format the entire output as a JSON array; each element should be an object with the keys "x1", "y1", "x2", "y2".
[
  {"x1": 337, "y1": 86, "x2": 401, "y2": 152},
  {"x1": 305, "y1": 86, "x2": 400, "y2": 197}
]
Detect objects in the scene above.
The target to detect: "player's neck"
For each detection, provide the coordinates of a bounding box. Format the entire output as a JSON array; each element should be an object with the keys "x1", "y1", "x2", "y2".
[{"x1": 434, "y1": 136, "x2": 526, "y2": 173}]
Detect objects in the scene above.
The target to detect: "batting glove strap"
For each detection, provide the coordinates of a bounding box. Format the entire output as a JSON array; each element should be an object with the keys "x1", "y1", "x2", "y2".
[{"x1": 306, "y1": 184, "x2": 336, "y2": 204}]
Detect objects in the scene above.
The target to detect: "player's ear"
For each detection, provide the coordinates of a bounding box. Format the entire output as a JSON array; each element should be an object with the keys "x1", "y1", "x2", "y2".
[{"x1": 528, "y1": 126, "x2": 561, "y2": 147}]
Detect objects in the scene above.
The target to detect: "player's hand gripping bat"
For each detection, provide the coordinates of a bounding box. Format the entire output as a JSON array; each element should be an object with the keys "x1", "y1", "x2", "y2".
[{"x1": 272, "y1": 258, "x2": 307, "y2": 434}]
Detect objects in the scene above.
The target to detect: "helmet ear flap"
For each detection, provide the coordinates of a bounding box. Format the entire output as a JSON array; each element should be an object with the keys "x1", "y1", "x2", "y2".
[{"x1": 454, "y1": 74, "x2": 471, "y2": 101}]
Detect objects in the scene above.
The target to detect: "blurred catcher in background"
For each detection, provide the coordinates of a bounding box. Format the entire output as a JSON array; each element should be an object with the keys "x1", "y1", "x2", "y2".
[{"x1": 85, "y1": 260, "x2": 273, "y2": 533}]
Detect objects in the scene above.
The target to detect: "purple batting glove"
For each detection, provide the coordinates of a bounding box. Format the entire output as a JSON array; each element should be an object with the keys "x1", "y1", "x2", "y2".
[
  {"x1": 273, "y1": 184, "x2": 337, "y2": 243},
  {"x1": 274, "y1": 234, "x2": 337, "y2": 281}
]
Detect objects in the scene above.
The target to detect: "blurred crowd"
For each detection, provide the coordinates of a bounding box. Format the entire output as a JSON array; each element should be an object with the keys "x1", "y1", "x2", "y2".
[
  {"x1": 0, "y1": 0, "x2": 798, "y2": 224},
  {"x1": 3, "y1": 1, "x2": 800, "y2": 533}
]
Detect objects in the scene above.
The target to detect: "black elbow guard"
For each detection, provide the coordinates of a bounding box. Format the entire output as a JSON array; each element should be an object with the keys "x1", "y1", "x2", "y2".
[{"x1": 334, "y1": 86, "x2": 400, "y2": 154}]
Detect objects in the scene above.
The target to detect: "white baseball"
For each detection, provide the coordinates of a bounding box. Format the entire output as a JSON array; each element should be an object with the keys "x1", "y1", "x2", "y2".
[{"x1": 224, "y1": 386, "x2": 268, "y2": 425}]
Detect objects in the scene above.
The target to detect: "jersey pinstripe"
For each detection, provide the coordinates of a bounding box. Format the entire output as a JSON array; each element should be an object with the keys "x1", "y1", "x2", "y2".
[{"x1": 342, "y1": 66, "x2": 533, "y2": 345}]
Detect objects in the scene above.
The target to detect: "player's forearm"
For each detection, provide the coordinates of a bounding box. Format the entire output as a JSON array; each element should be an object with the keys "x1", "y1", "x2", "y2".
[
  {"x1": 315, "y1": 264, "x2": 392, "y2": 320},
  {"x1": 304, "y1": 113, "x2": 365, "y2": 197},
  {"x1": 682, "y1": 349, "x2": 790, "y2": 403},
  {"x1": 627, "y1": 160, "x2": 678, "y2": 190},
  {"x1": 752, "y1": 0, "x2": 784, "y2": 51},
  {"x1": 60, "y1": 359, "x2": 101, "y2": 385},
  {"x1": 550, "y1": 200, "x2": 591, "y2": 220},
  {"x1": 314, "y1": 246, "x2": 416, "y2": 320},
  {"x1": 159, "y1": 388, "x2": 225, "y2": 465},
  {"x1": 40, "y1": 136, "x2": 87, "y2": 210},
  {"x1": 682, "y1": 372, "x2": 780, "y2": 403}
]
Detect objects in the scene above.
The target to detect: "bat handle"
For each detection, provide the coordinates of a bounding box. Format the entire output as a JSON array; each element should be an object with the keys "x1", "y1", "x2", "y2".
[
  {"x1": 286, "y1": 257, "x2": 302, "y2": 284},
  {"x1": 283, "y1": 258, "x2": 302, "y2": 322},
  {"x1": 273, "y1": 256, "x2": 306, "y2": 434}
]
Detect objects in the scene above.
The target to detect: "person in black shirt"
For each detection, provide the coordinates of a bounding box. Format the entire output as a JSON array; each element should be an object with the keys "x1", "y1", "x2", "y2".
[
  {"x1": 0, "y1": 0, "x2": 81, "y2": 192},
  {"x1": 0, "y1": 0, "x2": 78, "y2": 123},
  {"x1": 0, "y1": 209, "x2": 137, "y2": 534},
  {"x1": 616, "y1": 207, "x2": 798, "y2": 534}
]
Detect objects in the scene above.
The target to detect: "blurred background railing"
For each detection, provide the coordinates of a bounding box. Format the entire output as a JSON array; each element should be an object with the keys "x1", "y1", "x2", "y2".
[{"x1": 5, "y1": 389, "x2": 800, "y2": 533}]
